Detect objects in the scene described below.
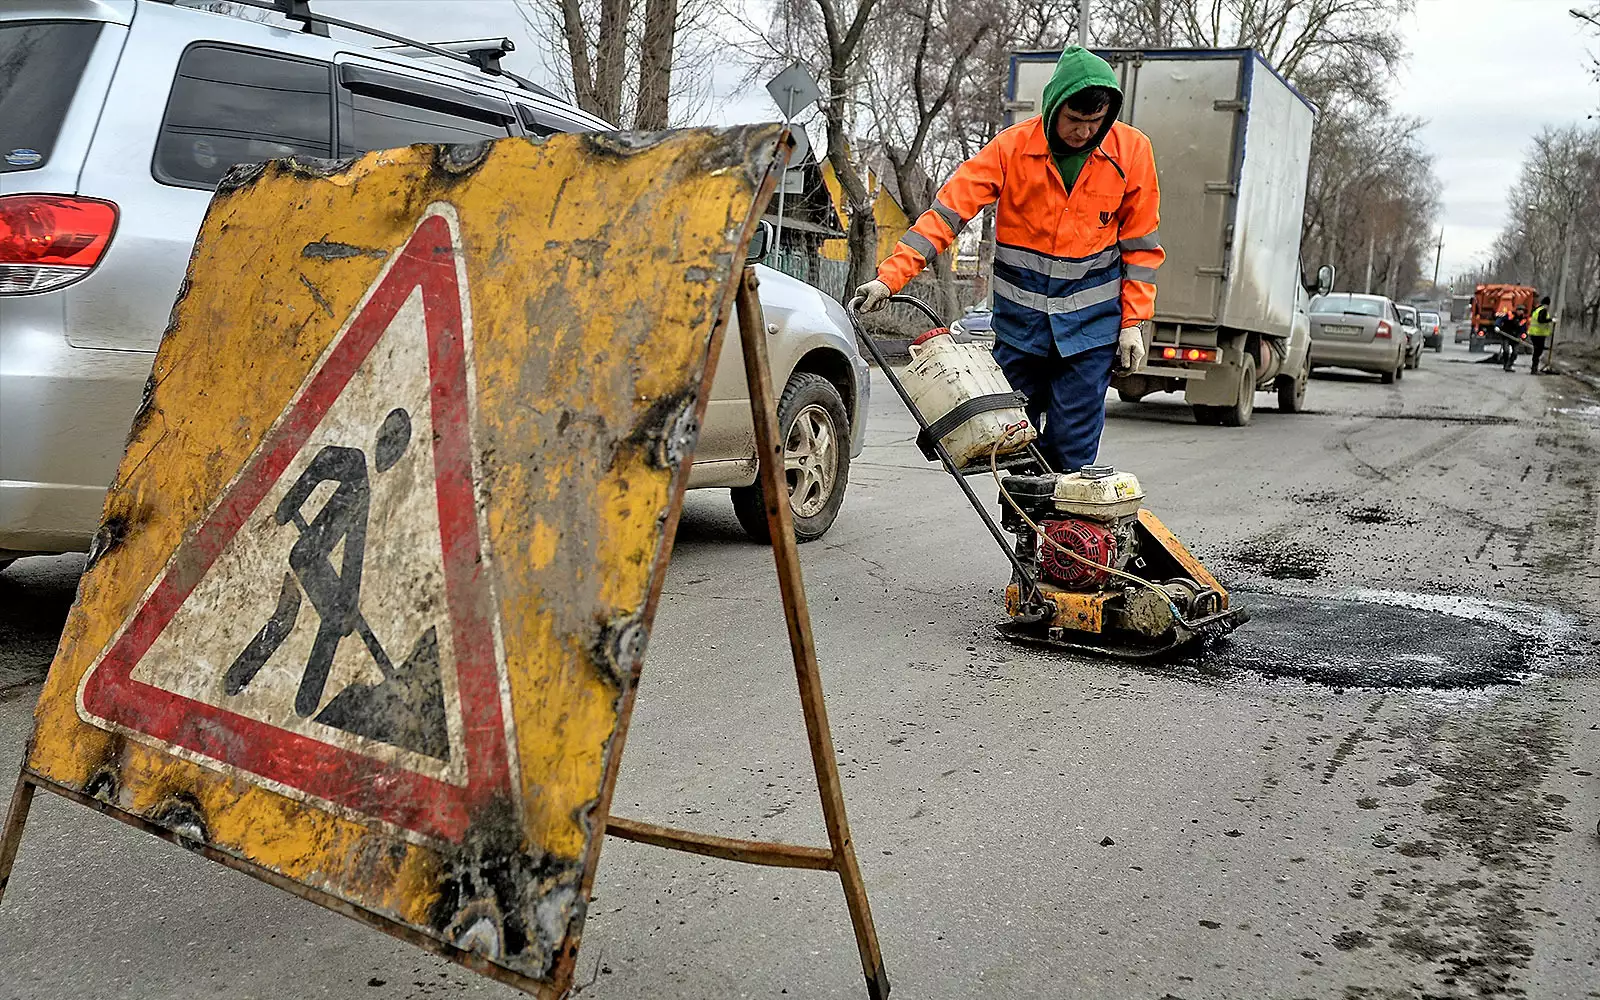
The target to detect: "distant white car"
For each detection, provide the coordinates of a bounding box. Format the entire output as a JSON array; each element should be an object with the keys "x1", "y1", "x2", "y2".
[
  {"x1": 949, "y1": 304, "x2": 994, "y2": 343},
  {"x1": 1417, "y1": 310, "x2": 1443, "y2": 351},
  {"x1": 1394, "y1": 304, "x2": 1424, "y2": 369}
]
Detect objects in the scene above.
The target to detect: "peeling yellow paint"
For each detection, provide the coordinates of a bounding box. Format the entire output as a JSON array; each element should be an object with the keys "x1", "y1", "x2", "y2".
[{"x1": 24, "y1": 127, "x2": 778, "y2": 993}]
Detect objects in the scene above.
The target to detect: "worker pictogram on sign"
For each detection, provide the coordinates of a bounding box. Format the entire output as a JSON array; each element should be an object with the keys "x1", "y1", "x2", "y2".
[
  {"x1": 75, "y1": 205, "x2": 514, "y2": 843},
  {"x1": 3, "y1": 131, "x2": 887, "y2": 1000}
]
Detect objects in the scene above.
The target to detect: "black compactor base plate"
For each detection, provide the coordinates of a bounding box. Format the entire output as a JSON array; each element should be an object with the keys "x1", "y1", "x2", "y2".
[{"x1": 994, "y1": 606, "x2": 1250, "y2": 662}]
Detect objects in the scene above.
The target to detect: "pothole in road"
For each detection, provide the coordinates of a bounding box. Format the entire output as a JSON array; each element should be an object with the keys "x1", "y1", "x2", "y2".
[
  {"x1": 1360, "y1": 411, "x2": 1520, "y2": 425},
  {"x1": 1231, "y1": 540, "x2": 1328, "y2": 580},
  {"x1": 1185, "y1": 587, "x2": 1586, "y2": 690}
]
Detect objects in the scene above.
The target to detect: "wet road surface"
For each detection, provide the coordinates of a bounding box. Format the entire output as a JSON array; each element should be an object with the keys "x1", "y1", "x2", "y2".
[{"x1": 1, "y1": 341, "x2": 1596, "y2": 999}]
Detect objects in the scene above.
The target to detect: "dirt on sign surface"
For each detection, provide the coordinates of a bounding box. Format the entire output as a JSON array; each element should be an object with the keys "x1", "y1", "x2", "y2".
[{"x1": 23, "y1": 127, "x2": 777, "y2": 994}]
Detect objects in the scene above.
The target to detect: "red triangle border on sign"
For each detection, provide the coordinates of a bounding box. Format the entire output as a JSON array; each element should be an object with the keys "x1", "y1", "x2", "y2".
[{"x1": 77, "y1": 206, "x2": 514, "y2": 845}]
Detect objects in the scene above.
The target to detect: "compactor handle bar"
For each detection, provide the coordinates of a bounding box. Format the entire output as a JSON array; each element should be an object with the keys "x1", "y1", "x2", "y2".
[
  {"x1": 885, "y1": 293, "x2": 945, "y2": 328},
  {"x1": 843, "y1": 295, "x2": 1048, "y2": 614}
]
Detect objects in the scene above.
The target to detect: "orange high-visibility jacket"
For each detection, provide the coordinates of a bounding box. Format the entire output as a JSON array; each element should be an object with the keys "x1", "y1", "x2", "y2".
[{"x1": 877, "y1": 116, "x2": 1163, "y2": 358}]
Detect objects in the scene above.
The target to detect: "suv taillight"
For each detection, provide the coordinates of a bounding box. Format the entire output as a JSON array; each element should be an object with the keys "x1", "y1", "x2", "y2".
[
  {"x1": 0, "y1": 195, "x2": 119, "y2": 294},
  {"x1": 1375, "y1": 320, "x2": 1392, "y2": 338}
]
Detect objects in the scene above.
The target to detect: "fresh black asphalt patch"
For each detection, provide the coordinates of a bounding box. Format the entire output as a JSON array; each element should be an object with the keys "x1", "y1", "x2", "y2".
[{"x1": 1185, "y1": 589, "x2": 1586, "y2": 690}]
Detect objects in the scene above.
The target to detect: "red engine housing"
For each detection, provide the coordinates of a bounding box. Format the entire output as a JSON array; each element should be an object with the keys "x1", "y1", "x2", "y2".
[{"x1": 1039, "y1": 518, "x2": 1118, "y2": 590}]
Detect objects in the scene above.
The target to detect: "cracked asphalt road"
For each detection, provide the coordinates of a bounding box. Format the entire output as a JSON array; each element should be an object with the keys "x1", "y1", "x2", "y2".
[{"x1": 1, "y1": 343, "x2": 1596, "y2": 999}]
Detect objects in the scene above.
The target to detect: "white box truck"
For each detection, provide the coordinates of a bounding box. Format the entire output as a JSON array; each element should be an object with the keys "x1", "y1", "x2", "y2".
[{"x1": 1005, "y1": 48, "x2": 1332, "y2": 426}]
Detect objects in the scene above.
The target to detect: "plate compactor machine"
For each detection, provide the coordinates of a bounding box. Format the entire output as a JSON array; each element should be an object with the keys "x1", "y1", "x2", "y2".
[{"x1": 849, "y1": 295, "x2": 1247, "y2": 659}]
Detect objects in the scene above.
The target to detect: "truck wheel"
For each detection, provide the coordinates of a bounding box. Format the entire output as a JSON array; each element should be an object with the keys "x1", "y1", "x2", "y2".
[
  {"x1": 1217, "y1": 355, "x2": 1257, "y2": 427},
  {"x1": 731, "y1": 372, "x2": 850, "y2": 544},
  {"x1": 1276, "y1": 360, "x2": 1308, "y2": 413},
  {"x1": 1117, "y1": 389, "x2": 1146, "y2": 404},
  {"x1": 1192, "y1": 405, "x2": 1223, "y2": 425}
]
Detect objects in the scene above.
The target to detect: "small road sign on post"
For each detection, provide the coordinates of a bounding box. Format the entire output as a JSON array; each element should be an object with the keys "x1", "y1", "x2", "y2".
[{"x1": 765, "y1": 63, "x2": 821, "y2": 253}]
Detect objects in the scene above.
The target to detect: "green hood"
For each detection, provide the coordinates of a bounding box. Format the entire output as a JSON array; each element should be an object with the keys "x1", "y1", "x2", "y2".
[{"x1": 1040, "y1": 47, "x2": 1122, "y2": 190}]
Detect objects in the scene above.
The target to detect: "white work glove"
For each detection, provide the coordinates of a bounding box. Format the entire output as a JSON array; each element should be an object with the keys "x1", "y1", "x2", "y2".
[
  {"x1": 850, "y1": 279, "x2": 892, "y2": 314},
  {"x1": 1116, "y1": 325, "x2": 1147, "y2": 372}
]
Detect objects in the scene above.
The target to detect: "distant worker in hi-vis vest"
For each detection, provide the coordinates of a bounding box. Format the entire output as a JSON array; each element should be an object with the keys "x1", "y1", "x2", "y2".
[
  {"x1": 850, "y1": 47, "x2": 1164, "y2": 472},
  {"x1": 1528, "y1": 296, "x2": 1553, "y2": 374}
]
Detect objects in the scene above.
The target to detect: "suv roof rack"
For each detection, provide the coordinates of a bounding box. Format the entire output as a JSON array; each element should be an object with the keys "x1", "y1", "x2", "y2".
[
  {"x1": 156, "y1": 0, "x2": 558, "y2": 99},
  {"x1": 375, "y1": 37, "x2": 516, "y2": 75}
]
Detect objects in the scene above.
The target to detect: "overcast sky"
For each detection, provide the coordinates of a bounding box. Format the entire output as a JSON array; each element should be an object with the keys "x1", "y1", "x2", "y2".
[
  {"x1": 316, "y1": 0, "x2": 1598, "y2": 280},
  {"x1": 1392, "y1": 0, "x2": 1597, "y2": 280}
]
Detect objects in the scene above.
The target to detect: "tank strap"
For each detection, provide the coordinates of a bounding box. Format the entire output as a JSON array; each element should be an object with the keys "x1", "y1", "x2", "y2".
[{"x1": 917, "y1": 392, "x2": 1030, "y2": 461}]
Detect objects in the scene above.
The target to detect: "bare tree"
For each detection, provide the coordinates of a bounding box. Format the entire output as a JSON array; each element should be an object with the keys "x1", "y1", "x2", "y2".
[
  {"x1": 1576, "y1": 3, "x2": 1600, "y2": 97},
  {"x1": 862, "y1": 0, "x2": 992, "y2": 312},
  {"x1": 1097, "y1": 0, "x2": 1412, "y2": 88},
  {"x1": 523, "y1": 0, "x2": 632, "y2": 122},
  {"x1": 636, "y1": 0, "x2": 680, "y2": 127},
  {"x1": 515, "y1": 0, "x2": 714, "y2": 127},
  {"x1": 1483, "y1": 126, "x2": 1600, "y2": 336}
]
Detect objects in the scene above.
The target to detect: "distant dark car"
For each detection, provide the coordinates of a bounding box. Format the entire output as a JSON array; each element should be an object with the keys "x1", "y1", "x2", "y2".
[{"x1": 950, "y1": 305, "x2": 993, "y2": 342}]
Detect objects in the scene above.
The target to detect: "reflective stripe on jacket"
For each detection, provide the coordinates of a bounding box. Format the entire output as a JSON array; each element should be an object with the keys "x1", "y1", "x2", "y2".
[
  {"x1": 1529, "y1": 305, "x2": 1553, "y2": 337},
  {"x1": 876, "y1": 116, "x2": 1163, "y2": 358}
]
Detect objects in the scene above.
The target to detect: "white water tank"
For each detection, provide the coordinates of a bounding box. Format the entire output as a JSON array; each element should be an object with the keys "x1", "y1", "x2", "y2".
[{"x1": 902, "y1": 330, "x2": 1037, "y2": 467}]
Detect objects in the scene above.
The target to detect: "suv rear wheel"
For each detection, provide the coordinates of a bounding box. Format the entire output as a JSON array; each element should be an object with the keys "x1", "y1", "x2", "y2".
[{"x1": 732, "y1": 372, "x2": 850, "y2": 543}]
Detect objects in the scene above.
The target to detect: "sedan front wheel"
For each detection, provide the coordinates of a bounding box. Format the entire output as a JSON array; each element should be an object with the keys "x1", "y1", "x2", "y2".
[{"x1": 732, "y1": 372, "x2": 851, "y2": 543}]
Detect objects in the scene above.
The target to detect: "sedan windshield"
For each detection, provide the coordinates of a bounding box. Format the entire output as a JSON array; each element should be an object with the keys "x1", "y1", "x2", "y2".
[{"x1": 1310, "y1": 294, "x2": 1382, "y2": 317}]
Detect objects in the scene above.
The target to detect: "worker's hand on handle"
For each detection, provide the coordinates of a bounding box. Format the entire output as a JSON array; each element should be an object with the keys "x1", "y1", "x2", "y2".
[
  {"x1": 850, "y1": 279, "x2": 892, "y2": 314},
  {"x1": 1116, "y1": 325, "x2": 1147, "y2": 373}
]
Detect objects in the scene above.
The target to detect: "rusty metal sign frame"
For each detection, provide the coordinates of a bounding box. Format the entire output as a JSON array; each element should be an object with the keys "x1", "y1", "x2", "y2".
[{"x1": 0, "y1": 128, "x2": 887, "y2": 1000}]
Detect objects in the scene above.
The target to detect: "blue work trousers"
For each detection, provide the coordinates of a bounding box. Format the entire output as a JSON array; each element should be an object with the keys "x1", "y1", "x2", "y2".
[{"x1": 992, "y1": 339, "x2": 1115, "y2": 472}]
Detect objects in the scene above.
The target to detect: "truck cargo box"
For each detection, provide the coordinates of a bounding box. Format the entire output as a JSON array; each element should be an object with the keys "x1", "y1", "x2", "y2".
[{"x1": 1006, "y1": 48, "x2": 1315, "y2": 340}]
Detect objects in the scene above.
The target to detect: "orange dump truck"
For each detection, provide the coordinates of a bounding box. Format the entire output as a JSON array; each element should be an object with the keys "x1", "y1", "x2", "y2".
[{"x1": 1467, "y1": 283, "x2": 1538, "y2": 352}]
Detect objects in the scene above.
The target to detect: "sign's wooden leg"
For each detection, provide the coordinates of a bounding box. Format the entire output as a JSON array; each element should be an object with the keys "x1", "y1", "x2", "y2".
[
  {"x1": 733, "y1": 267, "x2": 890, "y2": 999},
  {"x1": 0, "y1": 770, "x2": 37, "y2": 905}
]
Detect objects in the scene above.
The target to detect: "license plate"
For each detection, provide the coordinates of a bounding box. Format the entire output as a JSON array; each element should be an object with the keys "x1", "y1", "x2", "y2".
[{"x1": 1322, "y1": 324, "x2": 1363, "y2": 335}]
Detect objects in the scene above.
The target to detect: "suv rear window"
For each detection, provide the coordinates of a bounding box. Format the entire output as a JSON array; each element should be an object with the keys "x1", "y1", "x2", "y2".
[
  {"x1": 154, "y1": 44, "x2": 333, "y2": 188},
  {"x1": 0, "y1": 21, "x2": 104, "y2": 173},
  {"x1": 344, "y1": 91, "x2": 512, "y2": 153},
  {"x1": 337, "y1": 67, "x2": 516, "y2": 155}
]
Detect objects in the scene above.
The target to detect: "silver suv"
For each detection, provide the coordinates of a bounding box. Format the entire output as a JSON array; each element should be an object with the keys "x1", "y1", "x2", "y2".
[{"x1": 0, "y1": 0, "x2": 868, "y2": 565}]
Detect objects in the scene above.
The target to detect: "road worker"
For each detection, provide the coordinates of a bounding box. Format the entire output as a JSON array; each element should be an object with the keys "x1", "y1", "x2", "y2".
[
  {"x1": 851, "y1": 47, "x2": 1163, "y2": 472},
  {"x1": 1528, "y1": 296, "x2": 1554, "y2": 373}
]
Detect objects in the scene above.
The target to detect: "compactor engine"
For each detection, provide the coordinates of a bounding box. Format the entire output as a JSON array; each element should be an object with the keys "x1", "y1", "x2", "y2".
[{"x1": 995, "y1": 466, "x2": 1242, "y2": 654}]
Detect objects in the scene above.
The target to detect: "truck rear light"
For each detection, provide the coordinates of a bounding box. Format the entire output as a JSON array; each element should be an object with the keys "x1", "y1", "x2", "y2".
[
  {"x1": 0, "y1": 194, "x2": 119, "y2": 294},
  {"x1": 1374, "y1": 321, "x2": 1392, "y2": 338},
  {"x1": 1160, "y1": 346, "x2": 1218, "y2": 363}
]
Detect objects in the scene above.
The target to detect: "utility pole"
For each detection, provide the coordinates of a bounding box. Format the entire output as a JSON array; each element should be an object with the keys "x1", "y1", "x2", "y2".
[
  {"x1": 1078, "y1": 0, "x2": 1090, "y2": 46},
  {"x1": 1363, "y1": 231, "x2": 1376, "y2": 294},
  {"x1": 1431, "y1": 230, "x2": 1443, "y2": 292},
  {"x1": 1551, "y1": 213, "x2": 1574, "y2": 364}
]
